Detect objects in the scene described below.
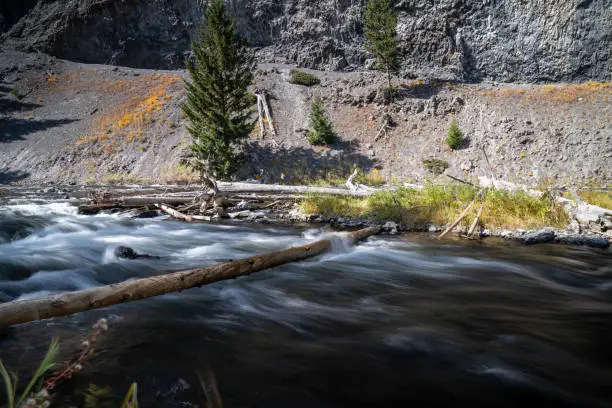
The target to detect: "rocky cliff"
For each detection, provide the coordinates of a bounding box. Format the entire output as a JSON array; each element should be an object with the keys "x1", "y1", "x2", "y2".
[{"x1": 1, "y1": 0, "x2": 610, "y2": 82}]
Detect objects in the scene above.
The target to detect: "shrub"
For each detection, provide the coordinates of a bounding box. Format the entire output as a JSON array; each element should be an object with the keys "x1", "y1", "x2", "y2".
[
  {"x1": 422, "y1": 158, "x2": 449, "y2": 175},
  {"x1": 289, "y1": 69, "x2": 320, "y2": 86},
  {"x1": 446, "y1": 118, "x2": 464, "y2": 150},
  {"x1": 307, "y1": 97, "x2": 337, "y2": 146}
]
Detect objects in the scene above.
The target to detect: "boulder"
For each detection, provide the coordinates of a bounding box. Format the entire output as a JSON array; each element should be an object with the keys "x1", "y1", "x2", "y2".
[{"x1": 521, "y1": 228, "x2": 555, "y2": 245}]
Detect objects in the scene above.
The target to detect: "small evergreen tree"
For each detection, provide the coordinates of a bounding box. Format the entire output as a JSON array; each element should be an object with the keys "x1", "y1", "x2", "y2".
[
  {"x1": 446, "y1": 118, "x2": 464, "y2": 150},
  {"x1": 364, "y1": 0, "x2": 399, "y2": 90},
  {"x1": 307, "y1": 97, "x2": 337, "y2": 146},
  {"x1": 182, "y1": 0, "x2": 255, "y2": 181}
]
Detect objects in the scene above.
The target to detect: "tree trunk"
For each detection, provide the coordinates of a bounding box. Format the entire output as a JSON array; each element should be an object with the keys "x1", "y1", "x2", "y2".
[{"x1": 0, "y1": 227, "x2": 380, "y2": 327}]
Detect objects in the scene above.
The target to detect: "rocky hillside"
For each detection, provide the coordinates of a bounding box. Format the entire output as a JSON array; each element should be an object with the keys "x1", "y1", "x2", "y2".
[
  {"x1": 0, "y1": 51, "x2": 610, "y2": 186},
  {"x1": 1, "y1": 0, "x2": 610, "y2": 82}
]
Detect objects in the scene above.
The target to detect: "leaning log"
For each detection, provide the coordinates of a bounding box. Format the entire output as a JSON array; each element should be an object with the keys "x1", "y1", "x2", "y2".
[
  {"x1": 437, "y1": 190, "x2": 483, "y2": 240},
  {"x1": 0, "y1": 227, "x2": 380, "y2": 327}
]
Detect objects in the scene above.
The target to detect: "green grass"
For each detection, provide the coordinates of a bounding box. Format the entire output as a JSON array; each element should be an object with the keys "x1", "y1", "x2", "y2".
[
  {"x1": 289, "y1": 69, "x2": 320, "y2": 86},
  {"x1": 579, "y1": 191, "x2": 612, "y2": 209},
  {"x1": 1, "y1": 339, "x2": 59, "y2": 408},
  {"x1": 85, "y1": 172, "x2": 151, "y2": 185},
  {"x1": 300, "y1": 185, "x2": 569, "y2": 229}
]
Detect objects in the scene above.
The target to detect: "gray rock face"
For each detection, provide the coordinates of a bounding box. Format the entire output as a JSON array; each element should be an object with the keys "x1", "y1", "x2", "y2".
[{"x1": 1, "y1": 0, "x2": 610, "y2": 81}]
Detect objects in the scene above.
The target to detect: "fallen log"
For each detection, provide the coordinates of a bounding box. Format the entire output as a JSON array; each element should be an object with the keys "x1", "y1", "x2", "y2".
[
  {"x1": 215, "y1": 183, "x2": 374, "y2": 196},
  {"x1": 156, "y1": 204, "x2": 194, "y2": 222},
  {"x1": 0, "y1": 227, "x2": 380, "y2": 327},
  {"x1": 467, "y1": 202, "x2": 485, "y2": 237},
  {"x1": 78, "y1": 197, "x2": 196, "y2": 214},
  {"x1": 437, "y1": 190, "x2": 483, "y2": 240}
]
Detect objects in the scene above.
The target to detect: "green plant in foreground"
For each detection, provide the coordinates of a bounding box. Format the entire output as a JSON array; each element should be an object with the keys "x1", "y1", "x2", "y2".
[
  {"x1": 0, "y1": 339, "x2": 59, "y2": 408},
  {"x1": 289, "y1": 69, "x2": 320, "y2": 86},
  {"x1": 120, "y1": 383, "x2": 138, "y2": 408},
  {"x1": 307, "y1": 97, "x2": 337, "y2": 146},
  {"x1": 446, "y1": 118, "x2": 464, "y2": 150}
]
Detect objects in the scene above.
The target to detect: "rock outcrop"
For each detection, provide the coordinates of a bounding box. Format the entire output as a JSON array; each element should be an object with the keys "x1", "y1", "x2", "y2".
[{"x1": 1, "y1": 0, "x2": 610, "y2": 82}]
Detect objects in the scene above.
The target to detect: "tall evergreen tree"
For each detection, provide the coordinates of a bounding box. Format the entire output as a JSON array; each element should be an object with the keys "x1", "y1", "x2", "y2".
[
  {"x1": 364, "y1": 0, "x2": 399, "y2": 90},
  {"x1": 182, "y1": 0, "x2": 255, "y2": 182}
]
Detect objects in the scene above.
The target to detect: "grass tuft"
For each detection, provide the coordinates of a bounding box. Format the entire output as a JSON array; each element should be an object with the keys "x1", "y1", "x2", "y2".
[{"x1": 289, "y1": 69, "x2": 320, "y2": 86}]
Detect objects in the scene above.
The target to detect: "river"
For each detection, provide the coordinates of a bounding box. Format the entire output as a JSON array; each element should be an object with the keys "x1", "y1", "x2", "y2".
[{"x1": 1, "y1": 189, "x2": 611, "y2": 407}]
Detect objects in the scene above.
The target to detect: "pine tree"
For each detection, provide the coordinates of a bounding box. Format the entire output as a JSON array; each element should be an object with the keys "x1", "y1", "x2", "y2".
[
  {"x1": 307, "y1": 97, "x2": 337, "y2": 146},
  {"x1": 364, "y1": 0, "x2": 399, "y2": 90},
  {"x1": 446, "y1": 117, "x2": 464, "y2": 150},
  {"x1": 182, "y1": 0, "x2": 255, "y2": 181}
]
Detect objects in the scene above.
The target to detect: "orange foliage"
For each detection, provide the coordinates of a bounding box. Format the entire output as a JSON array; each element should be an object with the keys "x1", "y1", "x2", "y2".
[
  {"x1": 76, "y1": 72, "x2": 181, "y2": 152},
  {"x1": 480, "y1": 81, "x2": 611, "y2": 104}
]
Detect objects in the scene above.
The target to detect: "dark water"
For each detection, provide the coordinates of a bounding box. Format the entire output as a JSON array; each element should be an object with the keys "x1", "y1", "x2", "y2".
[{"x1": 1, "y1": 193, "x2": 611, "y2": 407}]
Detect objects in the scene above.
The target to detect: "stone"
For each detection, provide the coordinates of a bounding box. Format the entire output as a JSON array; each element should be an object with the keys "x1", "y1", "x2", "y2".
[
  {"x1": 236, "y1": 200, "x2": 250, "y2": 210},
  {"x1": 114, "y1": 246, "x2": 160, "y2": 260},
  {"x1": 584, "y1": 235, "x2": 610, "y2": 249},
  {"x1": 521, "y1": 228, "x2": 555, "y2": 245},
  {"x1": 383, "y1": 221, "x2": 399, "y2": 234}
]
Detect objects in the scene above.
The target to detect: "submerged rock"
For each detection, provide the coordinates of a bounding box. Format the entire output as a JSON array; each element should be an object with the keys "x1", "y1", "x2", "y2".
[{"x1": 114, "y1": 246, "x2": 160, "y2": 260}]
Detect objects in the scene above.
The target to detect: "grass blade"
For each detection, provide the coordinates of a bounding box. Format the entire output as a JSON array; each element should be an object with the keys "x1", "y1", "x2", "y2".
[
  {"x1": 0, "y1": 359, "x2": 16, "y2": 408},
  {"x1": 120, "y1": 382, "x2": 138, "y2": 408},
  {"x1": 17, "y1": 338, "x2": 59, "y2": 405}
]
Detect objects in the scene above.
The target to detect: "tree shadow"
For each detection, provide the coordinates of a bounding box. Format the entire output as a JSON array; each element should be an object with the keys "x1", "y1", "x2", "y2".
[
  {"x1": 0, "y1": 118, "x2": 78, "y2": 143},
  {"x1": 0, "y1": 169, "x2": 29, "y2": 184},
  {"x1": 235, "y1": 141, "x2": 377, "y2": 184},
  {"x1": 0, "y1": 92, "x2": 41, "y2": 114}
]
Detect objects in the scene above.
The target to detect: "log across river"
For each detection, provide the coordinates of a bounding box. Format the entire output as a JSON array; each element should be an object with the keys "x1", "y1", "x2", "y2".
[{"x1": 1, "y1": 191, "x2": 611, "y2": 407}]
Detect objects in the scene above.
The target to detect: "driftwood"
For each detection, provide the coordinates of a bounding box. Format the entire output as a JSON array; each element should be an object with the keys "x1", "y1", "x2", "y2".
[
  {"x1": 437, "y1": 191, "x2": 483, "y2": 240},
  {"x1": 156, "y1": 204, "x2": 194, "y2": 221},
  {"x1": 257, "y1": 94, "x2": 265, "y2": 138},
  {"x1": 374, "y1": 119, "x2": 389, "y2": 141},
  {"x1": 0, "y1": 227, "x2": 380, "y2": 327},
  {"x1": 467, "y1": 202, "x2": 485, "y2": 237},
  {"x1": 345, "y1": 169, "x2": 375, "y2": 193}
]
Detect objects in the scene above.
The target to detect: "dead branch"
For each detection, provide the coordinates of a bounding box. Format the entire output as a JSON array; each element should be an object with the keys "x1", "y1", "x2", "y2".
[
  {"x1": 446, "y1": 174, "x2": 475, "y2": 187},
  {"x1": 374, "y1": 119, "x2": 389, "y2": 142}
]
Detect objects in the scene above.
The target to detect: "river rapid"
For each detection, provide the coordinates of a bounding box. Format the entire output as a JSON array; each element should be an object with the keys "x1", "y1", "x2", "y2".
[{"x1": 0, "y1": 188, "x2": 611, "y2": 407}]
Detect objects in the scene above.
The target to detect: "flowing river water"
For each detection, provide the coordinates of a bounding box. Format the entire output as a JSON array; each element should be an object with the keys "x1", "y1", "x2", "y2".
[{"x1": 0, "y1": 188, "x2": 611, "y2": 407}]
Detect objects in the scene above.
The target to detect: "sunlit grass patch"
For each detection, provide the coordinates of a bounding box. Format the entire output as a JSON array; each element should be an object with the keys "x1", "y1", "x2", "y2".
[
  {"x1": 578, "y1": 191, "x2": 612, "y2": 209},
  {"x1": 158, "y1": 163, "x2": 200, "y2": 185},
  {"x1": 300, "y1": 185, "x2": 569, "y2": 230}
]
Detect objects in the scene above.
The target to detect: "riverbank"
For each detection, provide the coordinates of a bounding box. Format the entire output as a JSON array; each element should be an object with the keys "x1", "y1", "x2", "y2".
[{"x1": 2, "y1": 182, "x2": 610, "y2": 249}]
